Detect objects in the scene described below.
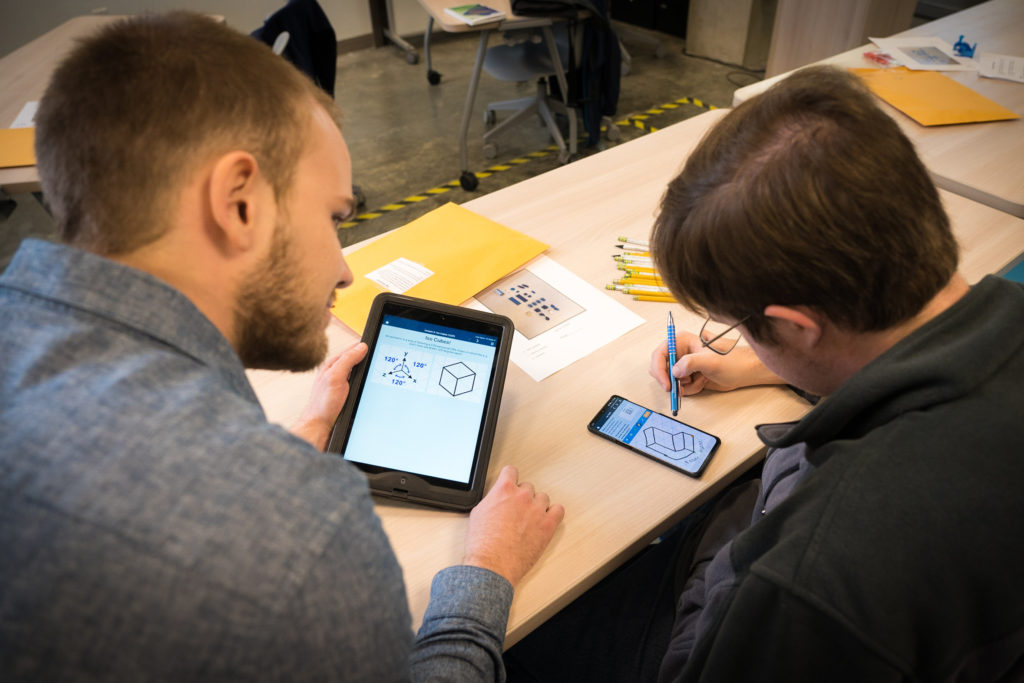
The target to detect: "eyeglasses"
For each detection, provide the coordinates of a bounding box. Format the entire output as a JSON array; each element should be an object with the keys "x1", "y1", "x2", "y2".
[{"x1": 699, "y1": 316, "x2": 749, "y2": 355}]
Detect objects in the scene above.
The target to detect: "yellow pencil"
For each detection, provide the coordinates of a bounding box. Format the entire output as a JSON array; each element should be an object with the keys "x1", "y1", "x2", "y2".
[
  {"x1": 622, "y1": 285, "x2": 671, "y2": 294},
  {"x1": 618, "y1": 264, "x2": 659, "y2": 274},
  {"x1": 634, "y1": 294, "x2": 677, "y2": 302},
  {"x1": 614, "y1": 257, "x2": 655, "y2": 266},
  {"x1": 614, "y1": 244, "x2": 650, "y2": 256},
  {"x1": 608, "y1": 283, "x2": 672, "y2": 294},
  {"x1": 615, "y1": 275, "x2": 666, "y2": 285}
]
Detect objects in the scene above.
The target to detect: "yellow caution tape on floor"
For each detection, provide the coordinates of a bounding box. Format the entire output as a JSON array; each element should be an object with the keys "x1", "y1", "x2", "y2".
[{"x1": 338, "y1": 96, "x2": 718, "y2": 230}]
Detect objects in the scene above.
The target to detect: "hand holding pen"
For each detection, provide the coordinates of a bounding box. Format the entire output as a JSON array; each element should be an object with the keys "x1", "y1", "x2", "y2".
[{"x1": 651, "y1": 330, "x2": 785, "y2": 396}]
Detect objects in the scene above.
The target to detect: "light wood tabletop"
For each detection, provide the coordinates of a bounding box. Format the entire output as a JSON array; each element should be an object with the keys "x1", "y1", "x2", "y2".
[
  {"x1": 0, "y1": 16, "x2": 127, "y2": 194},
  {"x1": 731, "y1": 0, "x2": 1024, "y2": 219},
  {"x1": 249, "y1": 107, "x2": 1024, "y2": 646},
  {"x1": 0, "y1": 13, "x2": 223, "y2": 194}
]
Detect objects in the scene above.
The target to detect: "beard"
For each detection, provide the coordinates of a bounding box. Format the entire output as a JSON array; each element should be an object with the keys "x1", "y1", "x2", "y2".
[{"x1": 233, "y1": 224, "x2": 331, "y2": 371}]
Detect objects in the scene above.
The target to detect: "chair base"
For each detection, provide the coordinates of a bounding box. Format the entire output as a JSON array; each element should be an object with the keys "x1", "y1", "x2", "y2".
[{"x1": 483, "y1": 79, "x2": 577, "y2": 164}]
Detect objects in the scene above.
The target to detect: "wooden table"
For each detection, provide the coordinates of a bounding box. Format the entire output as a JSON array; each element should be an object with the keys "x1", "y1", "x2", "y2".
[
  {"x1": 248, "y1": 107, "x2": 1024, "y2": 646},
  {"x1": 731, "y1": 0, "x2": 1024, "y2": 218},
  {"x1": 0, "y1": 16, "x2": 127, "y2": 193},
  {"x1": 0, "y1": 14, "x2": 235, "y2": 195}
]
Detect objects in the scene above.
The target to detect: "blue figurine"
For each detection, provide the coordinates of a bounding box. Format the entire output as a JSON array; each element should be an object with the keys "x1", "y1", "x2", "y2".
[{"x1": 952, "y1": 35, "x2": 977, "y2": 58}]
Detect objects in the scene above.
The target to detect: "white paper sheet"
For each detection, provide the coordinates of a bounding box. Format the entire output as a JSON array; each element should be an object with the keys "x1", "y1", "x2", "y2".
[
  {"x1": 978, "y1": 53, "x2": 1024, "y2": 83},
  {"x1": 469, "y1": 255, "x2": 645, "y2": 381},
  {"x1": 10, "y1": 101, "x2": 37, "y2": 128},
  {"x1": 869, "y1": 37, "x2": 977, "y2": 71},
  {"x1": 365, "y1": 257, "x2": 434, "y2": 294}
]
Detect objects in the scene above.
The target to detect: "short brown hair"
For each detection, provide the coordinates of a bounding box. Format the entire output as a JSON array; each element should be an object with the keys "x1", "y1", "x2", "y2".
[
  {"x1": 651, "y1": 66, "x2": 958, "y2": 343},
  {"x1": 35, "y1": 12, "x2": 336, "y2": 255}
]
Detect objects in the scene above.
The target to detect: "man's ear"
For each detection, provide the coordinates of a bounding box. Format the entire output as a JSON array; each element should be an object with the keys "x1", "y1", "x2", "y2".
[
  {"x1": 762, "y1": 305, "x2": 824, "y2": 350},
  {"x1": 207, "y1": 151, "x2": 270, "y2": 255}
]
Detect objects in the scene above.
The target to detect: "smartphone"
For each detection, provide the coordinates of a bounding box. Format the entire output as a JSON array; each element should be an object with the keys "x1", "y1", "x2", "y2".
[{"x1": 587, "y1": 395, "x2": 721, "y2": 478}]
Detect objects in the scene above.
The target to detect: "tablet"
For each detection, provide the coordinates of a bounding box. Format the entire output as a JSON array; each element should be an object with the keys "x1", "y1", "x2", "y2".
[{"x1": 326, "y1": 293, "x2": 514, "y2": 511}]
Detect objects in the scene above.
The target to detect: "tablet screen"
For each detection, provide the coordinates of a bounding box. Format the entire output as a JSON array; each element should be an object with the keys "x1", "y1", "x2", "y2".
[{"x1": 341, "y1": 311, "x2": 500, "y2": 486}]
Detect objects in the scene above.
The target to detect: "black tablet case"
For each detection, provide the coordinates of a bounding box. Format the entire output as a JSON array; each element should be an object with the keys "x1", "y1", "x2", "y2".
[{"x1": 327, "y1": 293, "x2": 514, "y2": 511}]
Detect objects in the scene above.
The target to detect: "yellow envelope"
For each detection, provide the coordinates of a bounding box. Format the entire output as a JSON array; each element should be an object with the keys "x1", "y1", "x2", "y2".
[
  {"x1": 851, "y1": 67, "x2": 1020, "y2": 126},
  {"x1": 0, "y1": 128, "x2": 35, "y2": 168},
  {"x1": 331, "y1": 202, "x2": 548, "y2": 333}
]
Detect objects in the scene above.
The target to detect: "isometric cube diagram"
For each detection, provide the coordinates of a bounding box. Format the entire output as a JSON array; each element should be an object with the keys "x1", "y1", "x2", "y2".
[
  {"x1": 439, "y1": 362, "x2": 476, "y2": 396},
  {"x1": 643, "y1": 427, "x2": 696, "y2": 460}
]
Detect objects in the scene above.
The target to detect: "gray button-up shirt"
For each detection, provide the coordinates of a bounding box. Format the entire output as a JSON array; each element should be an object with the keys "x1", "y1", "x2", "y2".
[{"x1": 0, "y1": 239, "x2": 512, "y2": 681}]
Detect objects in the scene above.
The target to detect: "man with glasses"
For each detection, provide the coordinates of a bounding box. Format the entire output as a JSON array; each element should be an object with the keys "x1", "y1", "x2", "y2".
[
  {"x1": 506, "y1": 65, "x2": 1023, "y2": 681},
  {"x1": 645, "y1": 67, "x2": 1022, "y2": 682}
]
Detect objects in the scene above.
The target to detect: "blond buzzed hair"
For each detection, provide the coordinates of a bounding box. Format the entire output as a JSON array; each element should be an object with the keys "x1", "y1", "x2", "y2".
[{"x1": 35, "y1": 11, "x2": 338, "y2": 255}]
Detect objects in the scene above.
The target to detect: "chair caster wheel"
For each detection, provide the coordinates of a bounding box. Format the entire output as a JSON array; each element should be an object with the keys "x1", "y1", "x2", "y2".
[
  {"x1": 557, "y1": 150, "x2": 573, "y2": 165},
  {"x1": 406, "y1": 51, "x2": 419, "y2": 65},
  {"x1": 483, "y1": 143, "x2": 498, "y2": 159},
  {"x1": 606, "y1": 125, "x2": 621, "y2": 142},
  {"x1": 459, "y1": 171, "x2": 479, "y2": 191},
  {"x1": 428, "y1": 70, "x2": 441, "y2": 85}
]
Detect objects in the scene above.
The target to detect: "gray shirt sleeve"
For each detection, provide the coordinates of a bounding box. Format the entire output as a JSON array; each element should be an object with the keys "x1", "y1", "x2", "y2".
[{"x1": 412, "y1": 565, "x2": 514, "y2": 682}]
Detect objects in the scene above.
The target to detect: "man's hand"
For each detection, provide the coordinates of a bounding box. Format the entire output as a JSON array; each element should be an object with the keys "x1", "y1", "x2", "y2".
[
  {"x1": 290, "y1": 342, "x2": 368, "y2": 450},
  {"x1": 462, "y1": 466, "x2": 565, "y2": 588},
  {"x1": 649, "y1": 331, "x2": 781, "y2": 396}
]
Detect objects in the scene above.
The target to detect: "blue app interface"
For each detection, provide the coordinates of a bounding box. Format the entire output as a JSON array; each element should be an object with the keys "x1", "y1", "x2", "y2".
[
  {"x1": 592, "y1": 396, "x2": 718, "y2": 474},
  {"x1": 344, "y1": 314, "x2": 498, "y2": 483}
]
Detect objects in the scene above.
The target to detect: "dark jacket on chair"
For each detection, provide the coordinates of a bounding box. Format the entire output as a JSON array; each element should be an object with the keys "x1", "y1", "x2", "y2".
[{"x1": 252, "y1": 0, "x2": 337, "y2": 97}]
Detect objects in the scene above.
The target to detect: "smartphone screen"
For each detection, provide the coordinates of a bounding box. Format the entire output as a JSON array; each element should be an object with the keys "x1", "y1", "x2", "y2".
[{"x1": 588, "y1": 395, "x2": 721, "y2": 477}]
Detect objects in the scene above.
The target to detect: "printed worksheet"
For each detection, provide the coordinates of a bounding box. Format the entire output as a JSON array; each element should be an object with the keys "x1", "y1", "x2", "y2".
[{"x1": 471, "y1": 255, "x2": 645, "y2": 381}]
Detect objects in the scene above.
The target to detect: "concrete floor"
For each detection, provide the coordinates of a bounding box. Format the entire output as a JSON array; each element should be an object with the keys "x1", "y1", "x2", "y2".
[{"x1": 0, "y1": 24, "x2": 760, "y2": 270}]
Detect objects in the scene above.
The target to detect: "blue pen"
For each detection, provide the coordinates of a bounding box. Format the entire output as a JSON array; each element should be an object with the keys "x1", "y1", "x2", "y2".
[{"x1": 667, "y1": 311, "x2": 678, "y2": 416}]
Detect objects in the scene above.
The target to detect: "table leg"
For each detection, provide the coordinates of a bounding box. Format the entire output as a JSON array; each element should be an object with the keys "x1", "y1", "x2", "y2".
[
  {"x1": 542, "y1": 24, "x2": 577, "y2": 161},
  {"x1": 458, "y1": 29, "x2": 492, "y2": 191},
  {"x1": 425, "y1": 17, "x2": 441, "y2": 84},
  {"x1": 384, "y1": 0, "x2": 419, "y2": 64}
]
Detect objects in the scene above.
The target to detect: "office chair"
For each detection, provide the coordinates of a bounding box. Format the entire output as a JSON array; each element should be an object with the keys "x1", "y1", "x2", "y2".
[
  {"x1": 480, "y1": 25, "x2": 578, "y2": 164},
  {"x1": 502, "y1": 0, "x2": 621, "y2": 150},
  {"x1": 422, "y1": 1, "x2": 620, "y2": 190}
]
